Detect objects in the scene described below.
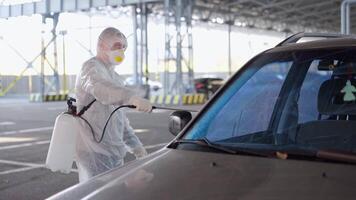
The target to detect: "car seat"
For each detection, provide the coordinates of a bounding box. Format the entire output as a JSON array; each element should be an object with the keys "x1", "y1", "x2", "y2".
[{"x1": 296, "y1": 64, "x2": 356, "y2": 151}]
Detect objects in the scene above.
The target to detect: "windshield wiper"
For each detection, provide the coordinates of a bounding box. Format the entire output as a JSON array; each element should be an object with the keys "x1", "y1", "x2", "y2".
[
  {"x1": 171, "y1": 137, "x2": 236, "y2": 154},
  {"x1": 173, "y1": 139, "x2": 356, "y2": 165},
  {"x1": 171, "y1": 137, "x2": 269, "y2": 157},
  {"x1": 200, "y1": 137, "x2": 237, "y2": 154},
  {"x1": 316, "y1": 150, "x2": 356, "y2": 165},
  {"x1": 272, "y1": 146, "x2": 356, "y2": 165}
]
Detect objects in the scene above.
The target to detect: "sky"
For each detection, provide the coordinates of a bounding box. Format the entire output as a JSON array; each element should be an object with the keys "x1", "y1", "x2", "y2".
[{"x1": 0, "y1": 10, "x2": 286, "y2": 77}]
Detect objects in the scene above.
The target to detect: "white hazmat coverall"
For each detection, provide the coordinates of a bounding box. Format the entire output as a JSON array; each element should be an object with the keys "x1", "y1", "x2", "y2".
[{"x1": 75, "y1": 29, "x2": 150, "y2": 182}]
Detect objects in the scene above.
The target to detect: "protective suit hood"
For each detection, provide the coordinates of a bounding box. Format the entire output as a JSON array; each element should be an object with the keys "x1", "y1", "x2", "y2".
[{"x1": 96, "y1": 27, "x2": 127, "y2": 67}]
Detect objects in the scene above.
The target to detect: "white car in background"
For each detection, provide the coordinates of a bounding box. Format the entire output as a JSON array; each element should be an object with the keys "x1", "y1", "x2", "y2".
[{"x1": 124, "y1": 77, "x2": 162, "y2": 92}]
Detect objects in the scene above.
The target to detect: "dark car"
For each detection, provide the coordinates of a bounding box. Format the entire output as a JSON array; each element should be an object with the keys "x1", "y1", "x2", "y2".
[
  {"x1": 194, "y1": 77, "x2": 224, "y2": 98},
  {"x1": 49, "y1": 33, "x2": 356, "y2": 200}
]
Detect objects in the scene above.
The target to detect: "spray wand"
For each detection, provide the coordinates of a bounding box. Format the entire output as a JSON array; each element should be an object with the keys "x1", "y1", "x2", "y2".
[
  {"x1": 81, "y1": 104, "x2": 198, "y2": 143},
  {"x1": 152, "y1": 106, "x2": 198, "y2": 113}
]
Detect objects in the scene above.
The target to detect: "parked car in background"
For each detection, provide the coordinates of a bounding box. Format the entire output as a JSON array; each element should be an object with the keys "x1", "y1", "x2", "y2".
[
  {"x1": 125, "y1": 77, "x2": 162, "y2": 92},
  {"x1": 194, "y1": 76, "x2": 224, "y2": 98}
]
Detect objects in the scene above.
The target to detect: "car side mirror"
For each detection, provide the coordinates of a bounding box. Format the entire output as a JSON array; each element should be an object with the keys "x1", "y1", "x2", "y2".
[{"x1": 169, "y1": 111, "x2": 192, "y2": 136}]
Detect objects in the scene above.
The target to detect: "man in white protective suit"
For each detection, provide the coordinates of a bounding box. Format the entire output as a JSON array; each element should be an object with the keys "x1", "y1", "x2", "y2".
[{"x1": 75, "y1": 27, "x2": 152, "y2": 182}]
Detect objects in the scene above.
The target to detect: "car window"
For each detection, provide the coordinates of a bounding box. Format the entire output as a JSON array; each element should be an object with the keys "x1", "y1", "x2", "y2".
[
  {"x1": 185, "y1": 60, "x2": 292, "y2": 143},
  {"x1": 298, "y1": 60, "x2": 333, "y2": 123},
  {"x1": 207, "y1": 62, "x2": 291, "y2": 142},
  {"x1": 183, "y1": 49, "x2": 356, "y2": 154}
]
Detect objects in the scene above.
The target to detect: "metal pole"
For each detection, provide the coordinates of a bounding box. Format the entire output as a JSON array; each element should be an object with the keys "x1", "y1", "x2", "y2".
[
  {"x1": 139, "y1": 4, "x2": 144, "y2": 84},
  {"x1": 164, "y1": 0, "x2": 170, "y2": 95},
  {"x1": 188, "y1": 26, "x2": 194, "y2": 92},
  {"x1": 52, "y1": 13, "x2": 60, "y2": 93},
  {"x1": 28, "y1": 70, "x2": 32, "y2": 94},
  {"x1": 0, "y1": 73, "x2": 2, "y2": 94},
  {"x1": 176, "y1": 0, "x2": 183, "y2": 95},
  {"x1": 41, "y1": 16, "x2": 46, "y2": 100},
  {"x1": 132, "y1": 5, "x2": 139, "y2": 85},
  {"x1": 341, "y1": 1, "x2": 346, "y2": 33},
  {"x1": 89, "y1": 13, "x2": 93, "y2": 54},
  {"x1": 139, "y1": 4, "x2": 144, "y2": 85},
  {"x1": 61, "y1": 31, "x2": 67, "y2": 94},
  {"x1": 341, "y1": 0, "x2": 356, "y2": 34},
  {"x1": 144, "y1": 3, "x2": 149, "y2": 86},
  {"x1": 143, "y1": 3, "x2": 150, "y2": 98},
  {"x1": 346, "y1": 2, "x2": 351, "y2": 34},
  {"x1": 228, "y1": 24, "x2": 232, "y2": 76},
  {"x1": 187, "y1": 0, "x2": 195, "y2": 93}
]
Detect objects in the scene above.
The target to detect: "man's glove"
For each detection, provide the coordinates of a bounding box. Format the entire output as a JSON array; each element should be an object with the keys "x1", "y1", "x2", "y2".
[
  {"x1": 129, "y1": 96, "x2": 153, "y2": 112},
  {"x1": 133, "y1": 146, "x2": 148, "y2": 159}
]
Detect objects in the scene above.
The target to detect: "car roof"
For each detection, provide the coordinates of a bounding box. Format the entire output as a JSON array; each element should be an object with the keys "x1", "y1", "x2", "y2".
[{"x1": 268, "y1": 38, "x2": 356, "y2": 53}]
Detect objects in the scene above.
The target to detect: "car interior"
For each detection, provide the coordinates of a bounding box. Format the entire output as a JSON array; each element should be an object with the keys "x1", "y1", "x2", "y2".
[
  {"x1": 295, "y1": 60, "x2": 356, "y2": 152},
  {"x1": 219, "y1": 57, "x2": 356, "y2": 152}
]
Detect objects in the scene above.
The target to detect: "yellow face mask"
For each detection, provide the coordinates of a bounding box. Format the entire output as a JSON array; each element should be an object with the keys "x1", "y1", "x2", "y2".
[
  {"x1": 108, "y1": 49, "x2": 125, "y2": 65},
  {"x1": 114, "y1": 55, "x2": 124, "y2": 63}
]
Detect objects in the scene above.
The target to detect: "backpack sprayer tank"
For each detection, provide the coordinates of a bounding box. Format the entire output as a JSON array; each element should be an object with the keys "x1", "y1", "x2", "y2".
[{"x1": 45, "y1": 98, "x2": 83, "y2": 174}]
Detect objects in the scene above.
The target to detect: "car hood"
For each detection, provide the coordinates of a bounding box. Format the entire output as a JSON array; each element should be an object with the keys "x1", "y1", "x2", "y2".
[{"x1": 49, "y1": 148, "x2": 356, "y2": 200}]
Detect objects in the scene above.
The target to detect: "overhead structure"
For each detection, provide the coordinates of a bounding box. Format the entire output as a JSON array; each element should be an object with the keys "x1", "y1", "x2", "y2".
[
  {"x1": 0, "y1": 0, "x2": 160, "y2": 99},
  {"x1": 40, "y1": 13, "x2": 61, "y2": 97},
  {"x1": 341, "y1": 0, "x2": 356, "y2": 34},
  {"x1": 149, "y1": 0, "x2": 348, "y2": 33},
  {"x1": 132, "y1": 3, "x2": 149, "y2": 86},
  {"x1": 195, "y1": 0, "x2": 345, "y2": 33},
  {"x1": 0, "y1": 14, "x2": 62, "y2": 97},
  {"x1": 0, "y1": 1, "x2": 352, "y2": 44},
  {"x1": 0, "y1": 0, "x2": 159, "y2": 18},
  {"x1": 1, "y1": 0, "x2": 355, "y2": 98}
]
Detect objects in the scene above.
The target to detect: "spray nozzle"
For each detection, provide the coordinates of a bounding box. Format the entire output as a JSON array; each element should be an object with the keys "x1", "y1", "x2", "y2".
[{"x1": 126, "y1": 105, "x2": 197, "y2": 112}]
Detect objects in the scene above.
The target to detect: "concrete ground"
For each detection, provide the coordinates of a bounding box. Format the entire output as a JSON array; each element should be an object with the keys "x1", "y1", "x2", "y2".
[{"x1": 0, "y1": 98, "x2": 201, "y2": 200}]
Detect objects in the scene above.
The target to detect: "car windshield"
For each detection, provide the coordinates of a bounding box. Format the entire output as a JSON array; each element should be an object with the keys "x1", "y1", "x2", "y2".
[{"x1": 184, "y1": 48, "x2": 356, "y2": 155}]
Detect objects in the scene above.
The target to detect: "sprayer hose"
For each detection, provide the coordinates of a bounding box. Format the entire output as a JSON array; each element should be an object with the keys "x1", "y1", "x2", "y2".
[{"x1": 79, "y1": 105, "x2": 135, "y2": 143}]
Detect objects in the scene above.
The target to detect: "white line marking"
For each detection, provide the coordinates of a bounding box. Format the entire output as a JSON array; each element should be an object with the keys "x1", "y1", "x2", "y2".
[
  {"x1": 0, "y1": 142, "x2": 167, "y2": 175},
  {"x1": 0, "y1": 137, "x2": 36, "y2": 143},
  {"x1": 0, "y1": 140, "x2": 50, "y2": 150},
  {"x1": 144, "y1": 143, "x2": 167, "y2": 149},
  {"x1": 0, "y1": 159, "x2": 44, "y2": 168},
  {"x1": 152, "y1": 110, "x2": 171, "y2": 113},
  {"x1": 0, "y1": 166, "x2": 39, "y2": 175},
  {"x1": 134, "y1": 129, "x2": 149, "y2": 133},
  {"x1": 0, "y1": 159, "x2": 78, "y2": 173},
  {"x1": 0, "y1": 126, "x2": 53, "y2": 135},
  {"x1": 0, "y1": 137, "x2": 166, "y2": 151},
  {"x1": 0, "y1": 121, "x2": 15, "y2": 126}
]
